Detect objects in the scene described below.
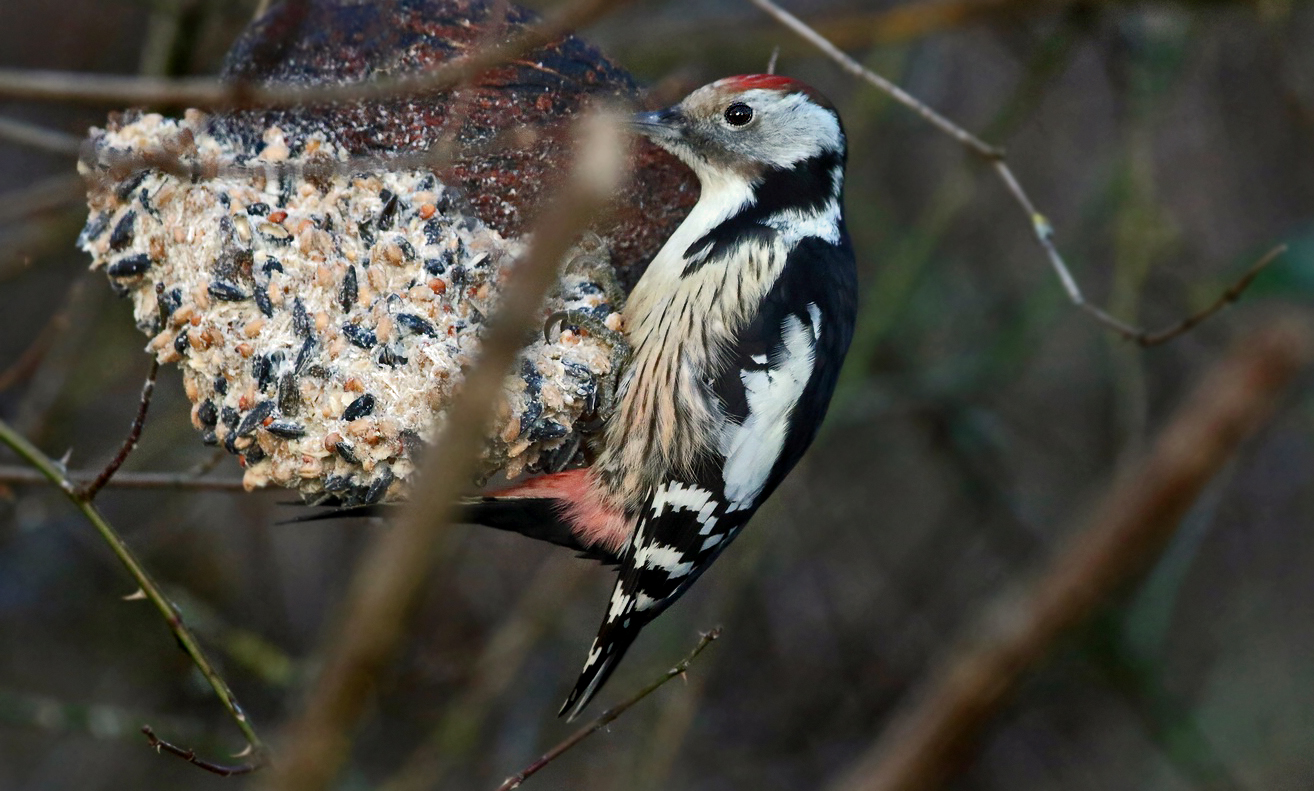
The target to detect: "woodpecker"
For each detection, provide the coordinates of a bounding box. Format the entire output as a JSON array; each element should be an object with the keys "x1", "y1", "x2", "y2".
[
  {"x1": 466, "y1": 74, "x2": 857, "y2": 717},
  {"x1": 306, "y1": 75, "x2": 857, "y2": 718}
]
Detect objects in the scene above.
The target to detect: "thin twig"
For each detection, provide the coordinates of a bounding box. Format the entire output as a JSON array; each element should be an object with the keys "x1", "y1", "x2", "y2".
[
  {"x1": 495, "y1": 628, "x2": 723, "y2": 791},
  {"x1": 828, "y1": 318, "x2": 1313, "y2": 791},
  {"x1": 0, "y1": 0, "x2": 630, "y2": 110},
  {"x1": 76, "y1": 359, "x2": 160, "y2": 501},
  {"x1": 142, "y1": 726, "x2": 261, "y2": 777},
  {"x1": 0, "y1": 115, "x2": 84, "y2": 155},
  {"x1": 0, "y1": 419, "x2": 267, "y2": 762},
  {"x1": 747, "y1": 0, "x2": 1279, "y2": 347},
  {"x1": 258, "y1": 112, "x2": 628, "y2": 791},
  {"x1": 0, "y1": 466, "x2": 245, "y2": 491}
]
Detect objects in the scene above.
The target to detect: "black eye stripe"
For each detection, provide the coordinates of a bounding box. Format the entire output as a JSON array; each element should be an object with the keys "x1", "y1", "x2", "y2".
[{"x1": 724, "y1": 102, "x2": 753, "y2": 127}]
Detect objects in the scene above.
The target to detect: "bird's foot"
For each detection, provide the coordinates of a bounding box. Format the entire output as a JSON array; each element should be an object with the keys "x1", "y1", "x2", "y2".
[{"x1": 544, "y1": 309, "x2": 630, "y2": 429}]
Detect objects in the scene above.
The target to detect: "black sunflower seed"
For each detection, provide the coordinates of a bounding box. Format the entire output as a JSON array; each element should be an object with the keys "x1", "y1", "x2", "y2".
[
  {"x1": 343, "y1": 393, "x2": 375, "y2": 421},
  {"x1": 79, "y1": 211, "x2": 111, "y2": 246},
  {"x1": 292, "y1": 298, "x2": 312, "y2": 338},
  {"x1": 294, "y1": 336, "x2": 316, "y2": 374},
  {"x1": 254, "y1": 285, "x2": 273, "y2": 317},
  {"x1": 197, "y1": 400, "x2": 218, "y2": 428},
  {"x1": 341, "y1": 323, "x2": 376, "y2": 349},
  {"x1": 365, "y1": 468, "x2": 394, "y2": 504},
  {"x1": 395, "y1": 237, "x2": 416, "y2": 261},
  {"x1": 107, "y1": 253, "x2": 151, "y2": 277},
  {"x1": 396, "y1": 313, "x2": 437, "y2": 337},
  {"x1": 265, "y1": 420, "x2": 305, "y2": 439},
  {"x1": 114, "y1": 170, "x2": 148, "y2": 202},
  {"x1": 278, "y1": 372, "x2": 300, "y2": 416},
  {"x1": 377, "y1": 189, "x2": 398, "y2": 231},
  {"x1": 333, "y1": 441, "x2": 360, "y2": 464},
  {"x1": 357, "y1": 219, "x2": 376, "y2": 247},
  {"x1": 377, "y1": 344, "x2": 407, "y2": 367},
  {"x1": 253, "y1": 355, "x2": 274, "y2": 391},
  {"x1": 339, "y1": 266, "x2": 358, "y2": 311},
  {"x1": 208, "y1": 281, "x2": 248, "y2": 301},
  {"x1": 108, "y1": 210, "x2": 136, "y2": 251},
  {"x1": 235, "y1": 401, "x2": 275, "y2": 437}
]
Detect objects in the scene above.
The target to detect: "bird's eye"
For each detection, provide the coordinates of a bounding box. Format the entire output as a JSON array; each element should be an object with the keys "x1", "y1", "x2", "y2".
[{"x1": 724, "y1": 102, "x2": 754, "y2": 127}]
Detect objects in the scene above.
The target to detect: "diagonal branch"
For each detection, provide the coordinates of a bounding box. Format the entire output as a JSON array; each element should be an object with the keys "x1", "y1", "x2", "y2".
[
  {"x1": 827, "y1": 317, "x2": 1313, "y2": 791},
  {"x1": 0, "y1": 419, "x2": 268, "y2": 764},
  {"x1": 747, "y1": 0, "x2": 1281, "y2": 347},
  {"x1": 257, "y1": 111, "x2": 629, "y2": 791},
  {"x1": 495, "y1": 627, "x2": 723, "y2": 791}
]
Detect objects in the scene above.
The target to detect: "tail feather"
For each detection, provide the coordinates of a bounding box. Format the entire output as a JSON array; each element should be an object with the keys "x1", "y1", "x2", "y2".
[
  {"x1": 463, "y1": 495, "x2": 614, "y2": 560},
  {"x1": 283, "y1": 469, "x2": 630, "y2": 563},
  {"x1": 559, "y1": 605, "x2": 644, "y2": 720}
]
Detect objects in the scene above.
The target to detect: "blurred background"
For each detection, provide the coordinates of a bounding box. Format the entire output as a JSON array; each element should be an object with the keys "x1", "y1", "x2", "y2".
[{"x1": 1, "y1": 0, "x2": 1313, "y2": 789}]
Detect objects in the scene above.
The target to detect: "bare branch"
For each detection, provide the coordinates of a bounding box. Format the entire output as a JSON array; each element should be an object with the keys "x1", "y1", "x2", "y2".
[
  {"x1": 258, "y1": 111, "x2": 629, "y2": 791},
  {"x1": 747, "y1": 0, "x2": 1278, "y2": 347},
  {"x1": 828, "y1": 317, "x2": 1313, "y2": 791},
  {"x1": 0, "y1": 0, "x2": 630, "y2": 110},
  {"x1": 495, "y1": 628, "x2": 723, "y2": 791},
  {"x1": 141, "y1": 725, "x2": 261, "y2": 777},
  {"x1": 0, "y1": 419, "x2": 268, "y2": 761},
  {"x1": 77, "y1": 359, "x2": 160, "y2": 501}
]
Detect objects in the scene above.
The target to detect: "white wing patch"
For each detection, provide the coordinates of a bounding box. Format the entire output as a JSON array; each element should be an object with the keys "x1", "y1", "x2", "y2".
[{"x1": 719, "y1": 308, "x2": 819, "y2": 512}]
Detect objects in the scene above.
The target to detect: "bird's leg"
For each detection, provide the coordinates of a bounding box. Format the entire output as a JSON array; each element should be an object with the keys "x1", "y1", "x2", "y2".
[{"x1": 545, "y1": 310, "x2": 630, "y2": 428}]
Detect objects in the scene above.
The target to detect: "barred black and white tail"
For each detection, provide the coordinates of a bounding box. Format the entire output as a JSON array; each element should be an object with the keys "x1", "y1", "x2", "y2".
[{"x1": 558, "y1": 581, "x2": 645, "y2": 719}]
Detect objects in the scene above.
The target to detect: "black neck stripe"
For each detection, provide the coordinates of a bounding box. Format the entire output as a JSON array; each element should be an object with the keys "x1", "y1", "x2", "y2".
[{"x1": 682, "y1": 148, "x2": 844, "y2": 277}]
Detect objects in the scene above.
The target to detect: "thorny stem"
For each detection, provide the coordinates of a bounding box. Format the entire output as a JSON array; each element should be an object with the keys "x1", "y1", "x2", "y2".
[
  {"x1": 748, "y1": 0, "x2": 1280, "y2": 347},
  {"x1": 142, "y1": 726, "x2": 260, "y2": 777},
  {"x1": 0, "y1": 419, "x2": 268, "y2": 764},
  {"x1": 77, "y1": 359, "x2": 160, "y2": 501},
  {"x1": 495, "y1": 628, "x2": 723, "y2": 791}
]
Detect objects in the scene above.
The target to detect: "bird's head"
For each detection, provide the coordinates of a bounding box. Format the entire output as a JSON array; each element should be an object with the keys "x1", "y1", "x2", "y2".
[{"x1": 631, "y1": 75, "x2": 845, "y2": 186}]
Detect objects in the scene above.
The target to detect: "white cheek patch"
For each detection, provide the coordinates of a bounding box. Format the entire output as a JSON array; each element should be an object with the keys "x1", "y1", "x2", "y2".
[{"x1": 719, "y1": 308, "x2": 818, "y2": 511}]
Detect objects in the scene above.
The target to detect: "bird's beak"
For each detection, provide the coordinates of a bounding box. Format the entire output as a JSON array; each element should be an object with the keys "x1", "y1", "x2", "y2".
[{"x1": 629, "y1": 106, "x2": 684, "y2": 145}]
